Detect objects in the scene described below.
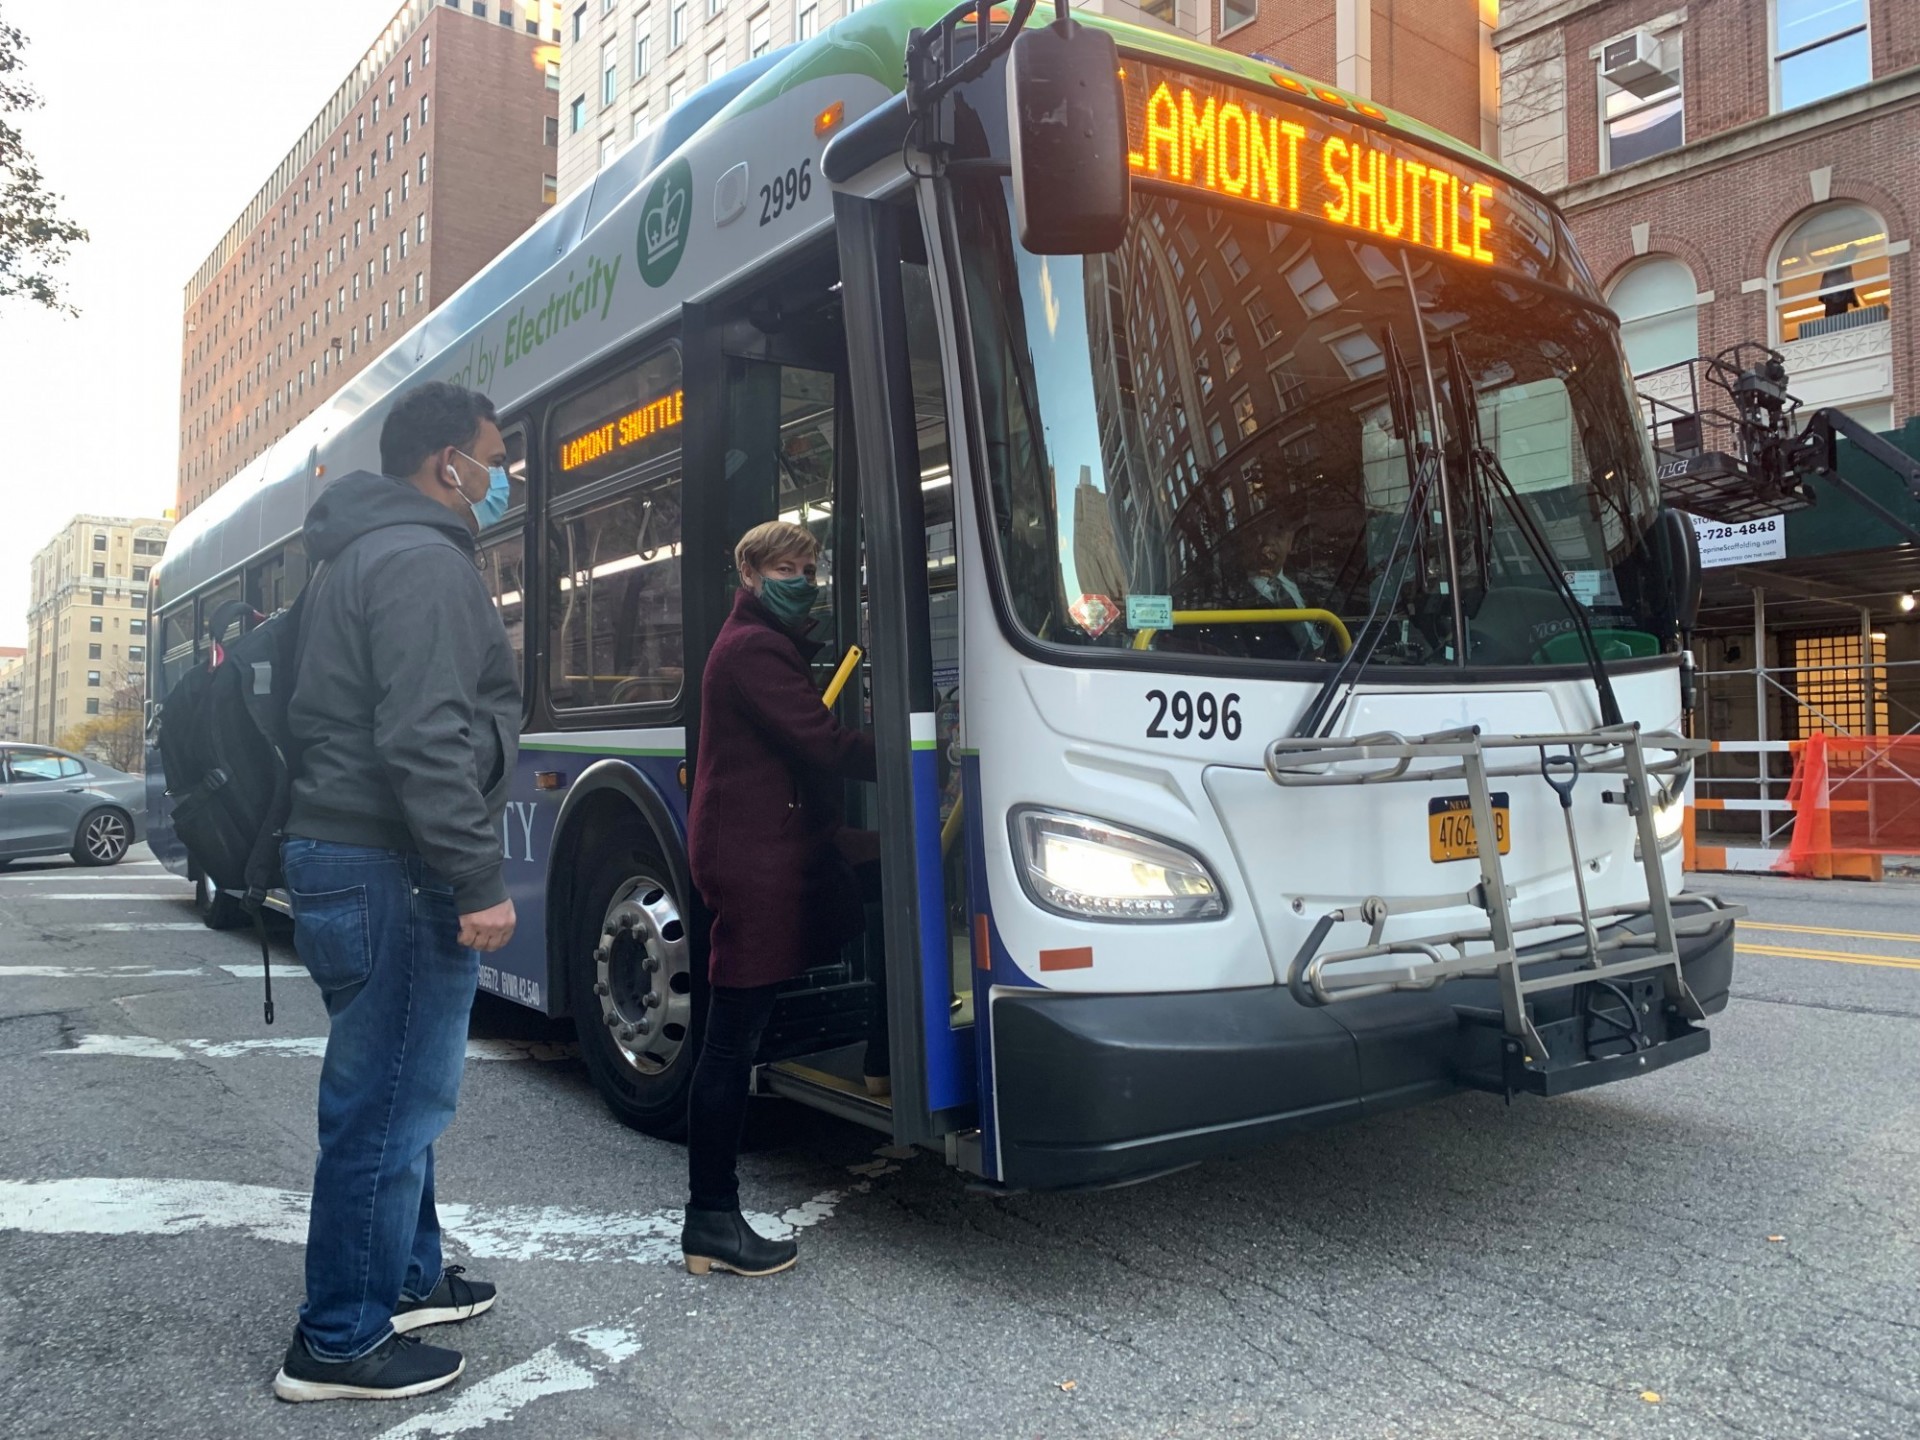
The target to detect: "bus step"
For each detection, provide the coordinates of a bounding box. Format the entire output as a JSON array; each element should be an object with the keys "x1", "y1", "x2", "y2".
[{"x1": 757, "y1": 1048, "x2": 894, "y2": 1135}]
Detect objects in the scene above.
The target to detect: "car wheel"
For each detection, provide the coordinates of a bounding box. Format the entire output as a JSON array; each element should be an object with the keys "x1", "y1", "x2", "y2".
[
  {"x1": 569, "y1": 821, "x2": 701, "y2": 1139},
  {"x1": 72, "y1": 808, "x2": 131, "y2": 867},
  {"x1": 195, "y1": 868, "x2": 246, "y2": 930}
]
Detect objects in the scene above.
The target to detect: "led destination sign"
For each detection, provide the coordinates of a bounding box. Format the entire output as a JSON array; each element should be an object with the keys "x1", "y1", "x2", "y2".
[
  {"x1": 557, "y1": 388, "x2": 685, "y2": 475},
  {"x1": 1124, "y1": 65, "x2": 1514, "y2": 267}
]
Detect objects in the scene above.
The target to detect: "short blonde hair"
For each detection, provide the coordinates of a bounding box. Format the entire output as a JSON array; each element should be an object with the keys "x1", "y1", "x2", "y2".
[{"x1": 734, "y1": 520, "x2": 819, "y2": 577}]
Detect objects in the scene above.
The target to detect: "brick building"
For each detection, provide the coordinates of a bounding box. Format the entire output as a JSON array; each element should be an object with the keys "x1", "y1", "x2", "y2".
[
  {"x1": 177, "y1": 0, "x2": 562, "y2": 518},
  {"x1": 0, "y1": 650, "x2": 27, "y2": 743},
  {"x1": 1214, "y1": 0, "x2": 1501, "y2": 149},
  {"x1": 1494, "y1": 0, "x2": 1918, "y2": 429}
]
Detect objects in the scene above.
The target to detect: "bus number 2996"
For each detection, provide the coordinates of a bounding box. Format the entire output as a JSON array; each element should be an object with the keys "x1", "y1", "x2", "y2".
[{"x1": 1146, "y1": 690, "x2": 1242, "y2": 741}]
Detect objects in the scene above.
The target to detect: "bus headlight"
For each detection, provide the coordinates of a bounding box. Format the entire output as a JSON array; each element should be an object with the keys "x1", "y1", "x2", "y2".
[
  {"x1": 1636, "y1": 789, "x2": 1686, "y2": 859},
  {"x1": 1014, "y1": 809, "x2": 1226, "y2": 922}
]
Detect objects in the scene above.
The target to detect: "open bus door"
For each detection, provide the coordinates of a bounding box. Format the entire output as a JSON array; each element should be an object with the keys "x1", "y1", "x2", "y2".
[{"x1": 682, "y1": 223, "x2": 976, "y2": 1159}]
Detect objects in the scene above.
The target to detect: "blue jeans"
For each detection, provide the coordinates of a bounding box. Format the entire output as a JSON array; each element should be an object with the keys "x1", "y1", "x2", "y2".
[{"x1": 283, "y1": 838, "x2": 479, "y2": 1361}]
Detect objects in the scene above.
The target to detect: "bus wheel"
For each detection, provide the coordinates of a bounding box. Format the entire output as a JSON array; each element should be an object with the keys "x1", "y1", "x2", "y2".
[{"x1": 570, "y1": 834, "x2": 699, "y2": 1139}]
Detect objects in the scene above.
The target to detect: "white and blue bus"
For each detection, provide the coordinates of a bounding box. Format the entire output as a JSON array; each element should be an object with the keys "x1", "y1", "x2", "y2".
[{"x1": 149, "y1": 0, "x2": 1737, "y2": 1190}]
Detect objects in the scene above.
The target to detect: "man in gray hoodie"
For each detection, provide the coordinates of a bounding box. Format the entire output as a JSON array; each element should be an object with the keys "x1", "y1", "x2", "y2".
[{"x1": 272, "y1": 382, "x2": 522, "y2": 1404}]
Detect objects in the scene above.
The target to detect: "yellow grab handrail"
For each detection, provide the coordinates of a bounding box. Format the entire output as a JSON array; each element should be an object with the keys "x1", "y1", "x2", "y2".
[
  {"x1": 1131, "y1": 608, "x2": 1353, "y2": 654},
  {"x1": 822, "y1": 644, "x2": 863, "y2": 708},
  {"x1": 940, "y1": 793, "x2": 965, "y2": 857}
]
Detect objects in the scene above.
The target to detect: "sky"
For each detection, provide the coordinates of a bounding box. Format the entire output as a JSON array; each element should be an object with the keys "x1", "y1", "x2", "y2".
[{"x1": 0, "y1": 0, "x2": 418, "y2": 646}]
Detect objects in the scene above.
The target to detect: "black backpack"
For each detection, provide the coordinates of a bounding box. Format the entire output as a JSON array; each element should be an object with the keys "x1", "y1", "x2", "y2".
[{"x1": 157, "y1": 575, "x2": 323, "y2": 1023}]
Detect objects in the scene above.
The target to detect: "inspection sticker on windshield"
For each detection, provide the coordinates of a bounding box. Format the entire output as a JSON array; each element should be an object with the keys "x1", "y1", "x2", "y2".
[
  {"x1": 1069, "y1": 594, "x2": 1119, "y2": 637},
  {"x1": 1127, "y1": 594, "x2": 1173, "y2": 629}
]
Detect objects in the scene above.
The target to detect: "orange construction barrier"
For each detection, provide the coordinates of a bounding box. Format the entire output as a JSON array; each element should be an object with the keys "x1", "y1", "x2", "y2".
[{"x1": 1776, "y1": 732, "x2": 1920, "y2": 877}]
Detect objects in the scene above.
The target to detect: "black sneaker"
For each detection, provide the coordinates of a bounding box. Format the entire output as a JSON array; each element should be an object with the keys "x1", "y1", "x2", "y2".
[
  {"x1": 272, "y1": 1329, "x2": 464, "y2": 1403},
  {"x1": 392, "y1": 1266, "x2": 498, "y2": 1334}
]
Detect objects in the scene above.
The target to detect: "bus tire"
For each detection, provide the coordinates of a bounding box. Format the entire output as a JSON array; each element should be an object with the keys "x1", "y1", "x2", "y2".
[
  {"x1": 569, "y1": 826, "x2": 701, "y2": 1140},
  {"x1": 195, "y1": 867, "x2": 246, "y2": 930}
]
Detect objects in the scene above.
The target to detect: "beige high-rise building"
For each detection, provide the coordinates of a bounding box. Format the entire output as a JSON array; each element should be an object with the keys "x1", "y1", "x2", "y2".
[
  {"x1": 24, "y1": 516, "x2": 174, "y2": 753},
  {"x1": 552, "y1": 0, "x2": 1213, "y2": 200}
]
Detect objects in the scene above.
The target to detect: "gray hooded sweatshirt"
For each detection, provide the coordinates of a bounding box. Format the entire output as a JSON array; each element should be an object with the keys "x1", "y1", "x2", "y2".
[{"x1": 287, "y1": 471, "x2": 521, "y2": 912}]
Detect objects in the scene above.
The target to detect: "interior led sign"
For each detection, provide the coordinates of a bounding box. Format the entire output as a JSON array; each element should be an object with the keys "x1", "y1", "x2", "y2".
[
  {"x1": 1124, "y1": 65, "x2": 1501, "y2": 265},
  {"x1": 558, "y1": 388, "x2": 685, "y2": 474}
]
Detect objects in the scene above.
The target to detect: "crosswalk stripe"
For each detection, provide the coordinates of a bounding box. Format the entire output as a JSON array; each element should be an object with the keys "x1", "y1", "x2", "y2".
[
  {"x1": 48, "y1": 1034, "x2": 579, "y2": 1063},
  {"x1": 0, "y1": 873, "x2": 180, "y2": 884},
  {"x1": 53, "y1": 923, "x2": 207, "y2": 932},
  {"x1": 218, "y1": 963, "x2": 307, "y2": 980},
  {"x1": 0, "y1": 894, "x2": 188, "y2": 902},
  {"x1": 0, "y1": 966, "x2": 206, "y2": 978}
]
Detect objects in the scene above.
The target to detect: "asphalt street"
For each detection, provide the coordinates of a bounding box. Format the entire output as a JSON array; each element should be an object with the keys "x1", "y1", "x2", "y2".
[{"x1": 1, "y1": 850, "x2": 1916, "y2": 1439}]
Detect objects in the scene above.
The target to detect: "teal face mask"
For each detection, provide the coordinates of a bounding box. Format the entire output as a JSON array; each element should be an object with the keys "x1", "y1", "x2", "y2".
[
  {"x1": 758, "y1": 574, "x2": 820, "y2": 624},
  {"x1": 456, "y1": 451, "x2": 513, "y2": 529}
]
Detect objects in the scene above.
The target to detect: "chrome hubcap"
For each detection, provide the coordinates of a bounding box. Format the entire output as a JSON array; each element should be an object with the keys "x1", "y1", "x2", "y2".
[
  {"x1": 86, "y1": 814, "x2": 126, "y2": 862},
  {"x1": 593, "y1": 874, "x2": 690, "y2": 1077}
]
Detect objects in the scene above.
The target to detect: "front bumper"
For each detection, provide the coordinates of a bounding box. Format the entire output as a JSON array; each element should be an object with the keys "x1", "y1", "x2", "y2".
[{"x1": 989, "y1": 903, "x2": 1736, "y2": 1191}]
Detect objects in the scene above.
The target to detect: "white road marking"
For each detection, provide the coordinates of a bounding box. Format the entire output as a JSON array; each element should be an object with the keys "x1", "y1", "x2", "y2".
[
  {"x1": 218, "y1": 964, "x2": 308, "y2": 980},
  {"x1": 0, "y1": 1173, "x2": 870, "y2": 1265},
  {"x1": 0, "y1": 873, "x2": 181, "y2": 884},
  {"x1": 49, "y1": 1034, "x2": 578, "y2": 1063},
  {"x1": 0, "y1": 966, "x2": 206, "y2": 979},
  {"x1": 3, "y1": 894, "x2": 188, "y2": 902},
  {"x1": 53, "y1": 923, "x2": 206, "y2": 932}
]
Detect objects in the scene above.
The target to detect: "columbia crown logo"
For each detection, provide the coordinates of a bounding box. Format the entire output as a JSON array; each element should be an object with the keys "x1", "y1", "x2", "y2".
[{"x1": 644, "y1": 181, "x2": 687, "y2": 264}]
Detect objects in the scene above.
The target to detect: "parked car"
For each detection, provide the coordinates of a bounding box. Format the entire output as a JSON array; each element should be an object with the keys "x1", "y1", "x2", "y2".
[{"x1": 0, "y1": 744, "x2": 145, "y2": 867}]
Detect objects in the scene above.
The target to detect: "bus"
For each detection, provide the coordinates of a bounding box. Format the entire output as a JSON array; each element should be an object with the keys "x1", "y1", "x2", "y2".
[{"x1": 149, "y1": 0, "x2": 1739, "y2": 1191}]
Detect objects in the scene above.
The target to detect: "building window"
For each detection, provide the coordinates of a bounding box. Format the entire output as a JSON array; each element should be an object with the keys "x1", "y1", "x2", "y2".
[
  {"x1": 635, "y1": 27, "x2": 651, "y2": 78},
  {"x1": 573, "y1": 4, "x2": 586, "y2": 41},
  {"x1": 401, "y1": 228, "x2": 409, "y2": 259},
  {"x1": 600, "y1": 130, "x2": 619, "y2": 168},
  {"x1": 383, "y1": 243, "x2": 392, "y2": 274},
  {"x1": 132, "y1": 566, "x2": 149, "y2": 584},
  {"x1": 382, "y1": 301, "x2": 391, "y2": 330},
  {"x1": 417, "y1": 271, "x2": 426, "y2": 302},
  {"x1": 1607, "y1": 258, "x2": 1699, "y2": 375},
  {"x1": 91, "y1": 561, "x2": 105, "y2": 579},
  {"x1": 88, "y1": 643, "x2": 101, "y2": 660},
  {"x1": 87, "y1": 671, "x2": 100, "y2": 687},
  {"x1": 388, "y1": 78, "x2": 396, "y2": 105},
  {"x1": 130, "y1": 618, "x2": 146, "y2": 635},
  {"x1": 570, "y1": 93, "x2": 587, "y2": 133},
  {"x1": 405, "y1": 56, "x2": 413, "y2": 86},
  {"x1": 749, "y1": 8, "x2": 771, "y2": 56},
  {"x1": 666, "y1": 74, "x2": 686, "y2": 110},
  {"x1": 603, "y1": 39, "x2": 619, "y2": 104},
  {"x1": 1773, "y1": 0, "x2": 1870, "y2": 112},
  {"x1": 422, "y1": 34, "x2": 431, "y2": 66},
  {"x1": 797, "y1": 3, "x2": 817, "y2": 40},
  {"x1": 419, "y1": 155, "x2": 429, "y2": 185},
  {"x1": 89, "y1": 616, "x2": 102, "y2": 633},
  {"x1": 403, "y1": 113, "x2": 412, "y2": 143},
  {"x1": 90, "y1": 589, "x2": 104, "y2": 605},
  {"x1": 706, "y1": 44, "x2": 727, "y2": 83},
  {"x1": 1220, "y1": 0, "x2": 1255, "y2": 33},
  {"x1": 709, "y1": 0, "x2": 723, "y2": 15},
  {"x1": 542, "y1": 174, "x2": 558, "y2": 205},
  {"x1": 545, "y1": 114, "x2": 560, "y2": 145},
  {"x1": 129, "y1": 645, "x2": 144, "y2": 663},
  {"x1": 547, "y1": 59, "x2": 562, "y2": 90},
  {"x1": 1285, "y1": 255, "x2": 1337, "y2": 315},
  {"x1": 92, "y1": 533, "x2": 106, "y2": 550},
  {"x1": 670, "y1": 1, "x2": 686, "y2": 47},
  {"x1": 1600, "y1": 40, "x2": 1683, "y2": 170},
  {"x1": 418, "y1": 214, "x2": 427, "y2": 242},
  {"x1": 1773, "y1": 204, "x2": 1891, "y2": 344}
]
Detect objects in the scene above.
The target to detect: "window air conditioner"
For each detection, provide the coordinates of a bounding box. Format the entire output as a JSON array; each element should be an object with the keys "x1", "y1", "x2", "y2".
[{"x1": 1600, "y1": 30, "x2": 1671, "y2": 98}]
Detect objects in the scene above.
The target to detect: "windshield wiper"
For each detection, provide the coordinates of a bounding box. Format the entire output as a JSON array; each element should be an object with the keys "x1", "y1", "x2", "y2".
[
  {"x1": 1293, "y1": 327, "x2": 1439, "y2": 739},
  {"x1": 1442, "y1": 337, "x2": 1624, "y2": 728}
]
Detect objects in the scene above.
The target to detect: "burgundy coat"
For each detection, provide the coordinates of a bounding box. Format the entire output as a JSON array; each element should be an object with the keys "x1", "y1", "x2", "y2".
[{"x1": 688, "y1": 590, "x2": 877, "y2": 988}]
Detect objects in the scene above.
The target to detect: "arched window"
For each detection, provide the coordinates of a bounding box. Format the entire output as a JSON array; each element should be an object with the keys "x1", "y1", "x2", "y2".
[
  {"x1": 1607, "y1": 258, "x2": 1699, "y2": 376},
  {"x1": 1773, "y1": 205, "x2": 1891, "y2": 343}
]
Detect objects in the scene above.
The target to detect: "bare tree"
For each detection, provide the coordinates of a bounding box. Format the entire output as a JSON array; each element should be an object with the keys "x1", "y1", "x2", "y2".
[
  {"x1": 0, "y1": 13, "x2": 85, "y2": 312},
  {"x1": 60, "y1": 682, "x2": 144, "y2": 773}
]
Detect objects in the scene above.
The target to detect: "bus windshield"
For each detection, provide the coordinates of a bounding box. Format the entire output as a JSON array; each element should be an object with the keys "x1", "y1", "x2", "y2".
[{"x1": 953, "y1": 178, "x2": 1675, "y2": 671}]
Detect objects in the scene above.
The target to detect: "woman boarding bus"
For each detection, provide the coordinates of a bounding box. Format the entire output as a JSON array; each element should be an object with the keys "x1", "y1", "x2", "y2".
[{"x1": 148, "y1": 0, "x2": 1737, "y2": 1192}]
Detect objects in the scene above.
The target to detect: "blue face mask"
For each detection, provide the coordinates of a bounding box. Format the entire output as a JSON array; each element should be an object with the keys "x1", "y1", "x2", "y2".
[{"x1": 456, "y1": 450, "x2": 513, "y2": 529}]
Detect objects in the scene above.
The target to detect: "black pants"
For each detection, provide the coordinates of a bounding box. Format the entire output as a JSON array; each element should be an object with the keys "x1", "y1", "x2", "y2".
[{"x1": 686, "y1": 983, "x2": 781, "y2": 1213}]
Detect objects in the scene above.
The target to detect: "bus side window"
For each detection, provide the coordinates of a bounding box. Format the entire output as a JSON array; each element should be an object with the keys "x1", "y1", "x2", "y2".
[
  {"x1": 478, "y1": 421, "x2": 532, "y2": 697},
  {"x1": 546, "y1": 348, "x2": 686, "y2": 714},
  {"x1": 157, "y1": 605, "x2": 196, "y2": 701}
]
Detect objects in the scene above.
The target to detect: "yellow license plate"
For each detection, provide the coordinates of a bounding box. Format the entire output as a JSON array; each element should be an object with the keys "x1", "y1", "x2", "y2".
[{"x1": 1428, "y1": 793, "x2": 1511, "y2": 862}]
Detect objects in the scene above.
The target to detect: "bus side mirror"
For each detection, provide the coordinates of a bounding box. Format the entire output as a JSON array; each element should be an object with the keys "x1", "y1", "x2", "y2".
[
  {"x1": 1006, "y1": 17, "x2": 1129, "y2": 255},
  {"x1": 1658, "y1": 507, "x2": 1702, "y2": 636}
]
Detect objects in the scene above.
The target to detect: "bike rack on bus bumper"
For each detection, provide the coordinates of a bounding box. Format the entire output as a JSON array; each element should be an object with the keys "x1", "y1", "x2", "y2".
[{"x1": 1264, "y1": 725, "x2": 1745, "y2": 1084}]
